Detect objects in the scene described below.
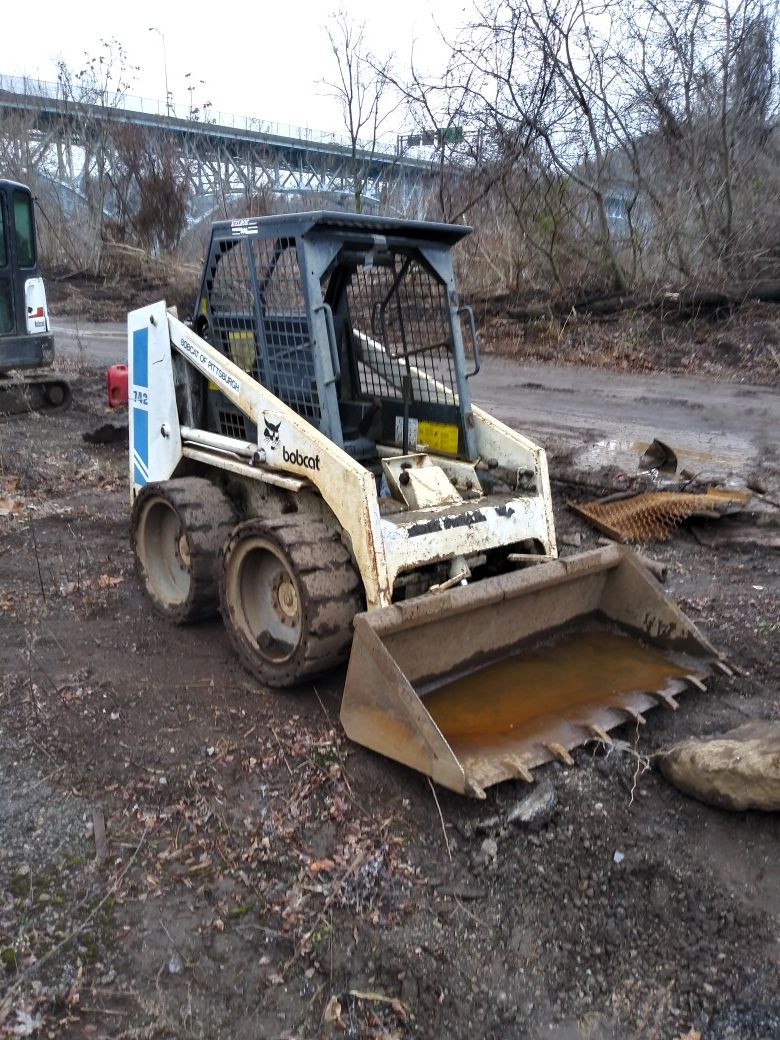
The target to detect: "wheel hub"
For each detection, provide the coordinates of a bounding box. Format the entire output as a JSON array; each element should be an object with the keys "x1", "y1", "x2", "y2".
[
  {"x1": 176, "y1": 531, "x2": 191, "y2": 567},
  {"x1": 272, "y1": 573, "x2": 299, "y2": 626}
]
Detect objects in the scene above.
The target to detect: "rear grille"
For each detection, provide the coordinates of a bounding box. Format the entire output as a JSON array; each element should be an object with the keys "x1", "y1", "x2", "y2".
[{"x1": 218, "y1": 409, "x2": 247, "y2": 440}]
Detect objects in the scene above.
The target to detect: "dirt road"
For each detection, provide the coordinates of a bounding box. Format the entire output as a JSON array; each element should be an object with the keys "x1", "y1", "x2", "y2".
[
  {"x1": 52, "y1": 319, "x2": 778, "y2": 482},
  {"x1": 1, "y1": 351, "x2": 778, "y2": 1039}
]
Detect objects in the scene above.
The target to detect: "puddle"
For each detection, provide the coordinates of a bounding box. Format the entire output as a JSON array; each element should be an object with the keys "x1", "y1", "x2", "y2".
[
  {"x1": 422, "y1": 628, "x2": 690, "y2": 755},
  {"x1": 575, "y1": 433, "x2": 748, "y2": 477}
]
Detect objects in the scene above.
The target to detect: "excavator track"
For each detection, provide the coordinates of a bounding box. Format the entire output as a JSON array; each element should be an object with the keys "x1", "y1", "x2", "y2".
[{"x1": 0, "y1": 374, "x2": 72, "y2": 417}]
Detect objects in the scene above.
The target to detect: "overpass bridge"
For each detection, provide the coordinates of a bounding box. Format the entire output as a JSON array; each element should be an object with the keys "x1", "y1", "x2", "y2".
[{"x1": 0, "y1": 75, "x2": 436, "y2": 210}]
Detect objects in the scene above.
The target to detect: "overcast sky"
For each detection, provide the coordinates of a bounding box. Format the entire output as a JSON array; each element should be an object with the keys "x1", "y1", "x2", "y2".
[{"x1": 0, "y1": 0, "x2": 466, "y2": 137}]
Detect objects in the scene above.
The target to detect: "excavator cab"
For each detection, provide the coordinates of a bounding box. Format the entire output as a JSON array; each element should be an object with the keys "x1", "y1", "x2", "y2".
[{"x1": 0, "y1": 180, "x2": 69, "y2": 413}]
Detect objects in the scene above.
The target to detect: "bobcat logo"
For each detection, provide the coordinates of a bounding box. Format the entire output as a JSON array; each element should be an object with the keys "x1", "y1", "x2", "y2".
[{"x1": 263, "y1": 418, "x2": 281, "y2": 449}]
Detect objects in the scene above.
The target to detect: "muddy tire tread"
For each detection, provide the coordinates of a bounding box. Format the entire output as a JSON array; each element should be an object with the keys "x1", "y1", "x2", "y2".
[
  {"x1": 220, "y1": 516, "x2": 363, "y2": 688},
  {"x1": 132, "y1": 477, "x2": 237, "y2": 623}
]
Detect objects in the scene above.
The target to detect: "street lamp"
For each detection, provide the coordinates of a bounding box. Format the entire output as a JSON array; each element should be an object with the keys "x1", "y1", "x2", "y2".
[{"x1": 148, "y1": 27, "x2": 171, "y2": 116}]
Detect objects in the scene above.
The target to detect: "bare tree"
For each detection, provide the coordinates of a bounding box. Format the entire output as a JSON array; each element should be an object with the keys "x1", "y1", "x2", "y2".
[
  {"x1": 324, "y1": 11, "x2": 395, "y2": 212},
  {"x1": 420, "y1": 0, "x2": 780, "y2": 295},
  {"x1": 55, "y1": 39, "x2": 139, "y2": 241},
  {"x1": 620, "y1": 0, "x2": 780, "y2": 280},
  {"x1": 105, "y1": 125, "x2": 188, "y2": 251}
]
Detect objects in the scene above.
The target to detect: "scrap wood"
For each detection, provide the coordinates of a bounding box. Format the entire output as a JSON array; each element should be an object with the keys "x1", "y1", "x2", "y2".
[
  {"x1": 92, "y1": 808, "x2": 108, "y2": 865},
  {"x1": 569, "y1": 487, "x2": 751, "y2": 542},
  {"x1": 348, "y1": 990, "x2": 409, "y2": 1018}
]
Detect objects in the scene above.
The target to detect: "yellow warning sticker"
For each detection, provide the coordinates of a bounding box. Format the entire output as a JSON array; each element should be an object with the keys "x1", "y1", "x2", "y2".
[
  {"x1": 417, "y1": 420, "x2": 459, "y2": 455},
  {"x1": 228, "y1": 330, "x2": 255, "y2": 373}
]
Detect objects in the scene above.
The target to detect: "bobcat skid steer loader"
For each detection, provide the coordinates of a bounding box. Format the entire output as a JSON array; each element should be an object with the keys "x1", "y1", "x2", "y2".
[{"x1": 128, "y1": 212, "x2": 724, "y2": 797}]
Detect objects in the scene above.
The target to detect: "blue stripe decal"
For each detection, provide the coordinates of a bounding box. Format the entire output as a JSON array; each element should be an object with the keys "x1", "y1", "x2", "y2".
[
  {"x1": 133, "y1": 327, "x2": 149, "y2": 388},
  {"x1": 133, "y1": 463, "x2": 146, "y2": 486},
  {"x1": 133, "y1": 406, "x2": 148, "y2": 483}
]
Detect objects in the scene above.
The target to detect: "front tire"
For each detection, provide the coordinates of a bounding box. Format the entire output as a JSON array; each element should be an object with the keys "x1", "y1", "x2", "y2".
[
  {"x1": 220, "y1": 517, "x2": 362, "y2": 687},
  {"x1": 131, "y1": 477, "x2": 236, "y2": 623}
]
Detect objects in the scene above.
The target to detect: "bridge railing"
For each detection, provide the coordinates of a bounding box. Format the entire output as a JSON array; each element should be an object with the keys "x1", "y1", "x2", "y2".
[{"x1": 0, "y1": 73, "x2": 401, "y2": 157}]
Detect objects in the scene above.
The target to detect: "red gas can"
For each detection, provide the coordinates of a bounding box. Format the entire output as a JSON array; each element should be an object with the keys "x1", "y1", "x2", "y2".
[{"x1": 106, "y1": 364, "x2": 128, "y2": 407}]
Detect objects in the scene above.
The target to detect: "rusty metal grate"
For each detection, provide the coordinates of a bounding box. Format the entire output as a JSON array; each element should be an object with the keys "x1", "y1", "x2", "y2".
[
  {"x1": 569, "y1": 488, "x2": 751, "y2": 542},
  {"x1": 344, "y1": 257, "x2": 458, "y2": 406}
]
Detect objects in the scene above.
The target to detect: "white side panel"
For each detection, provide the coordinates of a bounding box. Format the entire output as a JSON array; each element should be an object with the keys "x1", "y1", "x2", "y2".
[
  {"x1": 472, "y1": 405, "x2": 558, "y2": 558},
  {"x1": 24, "y1": 278, "x2": 49, "y2": 334},
  {"x1": 380, "y1": 494, "x2": 555, "y2": 590},
  {"x1": 165, "y1": 312, "x2": 392, "y2": 608},
  {"x1": 128, "y1": 303, "x2": 181, "y2": 496}
]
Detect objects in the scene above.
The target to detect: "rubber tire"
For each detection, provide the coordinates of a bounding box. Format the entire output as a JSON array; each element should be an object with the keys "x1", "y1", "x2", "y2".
[
  {"x1": 131, "y1": 477, "x2": 237, "y2": 623},
  {"x1": 220, "y1": 517, "x2": 363, "y2": 688}
]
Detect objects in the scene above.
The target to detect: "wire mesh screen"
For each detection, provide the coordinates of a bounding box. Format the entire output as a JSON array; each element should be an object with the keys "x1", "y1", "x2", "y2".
[
  {"x1": 207, "y1": 237, "x2": 321, "y2": 425},
  {"x1": 209, "y1": 240, "x2": 257, "y2": 370},
  {"x1": 344, "y1": 258, "x2": 458, "y2": 407},
  {"x1": 218, "y1": 409, "x2": 247, "y2": 440},
  {"x1": 255, "y1": 239, "x2": 320, "y2": 423}
]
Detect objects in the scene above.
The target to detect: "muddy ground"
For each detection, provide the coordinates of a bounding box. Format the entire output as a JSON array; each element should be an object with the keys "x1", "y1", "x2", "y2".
[{"x1": 0, "y1": 365, "x2": 779, "y2": 1040}]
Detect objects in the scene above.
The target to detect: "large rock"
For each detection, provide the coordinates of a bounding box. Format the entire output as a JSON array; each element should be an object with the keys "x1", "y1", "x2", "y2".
[{"x1": 659, "y1": 721, "x2": 780, "y2": 811}]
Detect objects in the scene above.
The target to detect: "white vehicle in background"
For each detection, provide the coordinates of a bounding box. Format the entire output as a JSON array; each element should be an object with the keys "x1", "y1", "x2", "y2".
[{"x1": 0, "y1": 179, "x2": 70, "y2": 413}]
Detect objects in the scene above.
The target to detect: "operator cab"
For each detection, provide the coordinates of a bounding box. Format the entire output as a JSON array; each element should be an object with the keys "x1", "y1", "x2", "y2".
[
  {"x1": 0, "y1": 180, "x2": 54, "y2": 374},
  {"x1": 192, "y1": 212, "x2": 481, "y2": 469}
]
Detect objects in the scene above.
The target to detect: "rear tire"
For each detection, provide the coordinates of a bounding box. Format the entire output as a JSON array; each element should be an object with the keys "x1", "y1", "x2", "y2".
[
  {"x1": 220, "y1": 517, "x2": 362, "y2": 687},
  {"x1": 132, "y1": 477, "x2": 236, "y2": 623}
]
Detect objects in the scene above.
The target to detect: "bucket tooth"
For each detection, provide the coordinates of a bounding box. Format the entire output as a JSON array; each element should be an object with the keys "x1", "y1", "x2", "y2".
[
  {"x1": 714, "y1": 659, "x2": 733, "y2": 677},
  {"x1": 685, "y1": 675, "x2": 707, "y2": 692},
  {"x1": 545, "y1": 742, "x2": 575, "y2": 766},
  {"x1": 649, "y1": 690, "x2": 680, "y2": 711},
  {"x1": 586, "y1": 724, "x2": 613, "y2": 745},
  {"x1": 502, "y1": 755, "x2": 535, "y2": 784},
  {"x1": 465, "y1": 779, "x2": 487, "y2": 800},
  {"x1": 622, "y1": 706, "x2": 647, "y2": 725}
]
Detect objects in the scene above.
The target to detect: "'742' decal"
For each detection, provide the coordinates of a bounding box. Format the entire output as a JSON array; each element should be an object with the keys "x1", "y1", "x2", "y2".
[{"x1": 132, "y1": 389, "x2": 149, "y2": 406}]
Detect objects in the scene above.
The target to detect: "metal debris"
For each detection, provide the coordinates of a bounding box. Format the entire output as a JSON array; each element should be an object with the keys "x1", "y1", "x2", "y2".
[
  {"x1": 569, "y1": 488, "x2": 751, "y2": 542},
  {"x1": 639, "y1": 438, "x2": 678, "y2": 474},
  {"x1": 459, "y1": 780, "x2": 559, "y2": 839}
]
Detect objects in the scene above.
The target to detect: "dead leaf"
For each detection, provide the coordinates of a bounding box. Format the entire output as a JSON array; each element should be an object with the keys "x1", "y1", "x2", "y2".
[
  {"x1": 323, "y1": 995, "x2": 343, "y2": 1024},
  {"x1": 308, "y1": 858, "x2": 336, "y2": 875},
  {"x1": 0, "y1": 496, "x2": 23, "y2": 516},
  {"x1": 97, "y1": 574, "x2": 123, "y2": 589}
]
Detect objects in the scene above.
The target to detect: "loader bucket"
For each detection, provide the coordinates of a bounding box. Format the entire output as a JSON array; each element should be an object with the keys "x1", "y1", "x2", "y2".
[{"x1": 340, "y1": 545, "x2": 724, "y2": 797}]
